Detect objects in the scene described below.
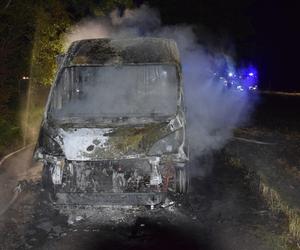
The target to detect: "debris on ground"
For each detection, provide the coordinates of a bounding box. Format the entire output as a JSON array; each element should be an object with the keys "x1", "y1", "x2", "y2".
[{"x1": 161, "y1": 198, "x2": 175, "y2": 208}]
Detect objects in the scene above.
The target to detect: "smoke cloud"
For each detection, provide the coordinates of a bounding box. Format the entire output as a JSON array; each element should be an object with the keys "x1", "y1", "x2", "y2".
[{"x1": 63, "y1": 5, "x2": 254, "y2": 165}]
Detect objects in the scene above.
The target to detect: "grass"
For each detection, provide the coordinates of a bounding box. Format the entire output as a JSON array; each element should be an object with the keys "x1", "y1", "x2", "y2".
[
  {"x1": 260, "y1": 181, "x2": 300, "y2": 240},
  {"x1": 254, "y1": 224, "x2": 296, "y2": 250},
  {"x1": 226, "y1": 153, "x2": 300, "y2": 246}
]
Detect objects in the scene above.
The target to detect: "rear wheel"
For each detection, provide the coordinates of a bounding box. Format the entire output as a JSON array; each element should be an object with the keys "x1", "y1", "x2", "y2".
[{"x1": 175, "y1": 166, "x2": 190, "y2": 193}]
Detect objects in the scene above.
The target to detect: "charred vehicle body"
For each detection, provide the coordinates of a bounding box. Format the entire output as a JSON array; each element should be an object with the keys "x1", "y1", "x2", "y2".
[{"x1": 34, "y1": 38, "x2": 189, "y2": 206}]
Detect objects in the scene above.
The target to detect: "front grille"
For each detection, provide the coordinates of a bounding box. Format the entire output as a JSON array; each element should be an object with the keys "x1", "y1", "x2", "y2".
[{"x1": 60, "y1": 159, "x2": 153, "y2": 193}]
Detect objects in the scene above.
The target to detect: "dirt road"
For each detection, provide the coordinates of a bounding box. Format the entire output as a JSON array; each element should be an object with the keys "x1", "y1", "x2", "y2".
[{"x1": 0, "y1": 145, "x2": 289, "y2": 250}]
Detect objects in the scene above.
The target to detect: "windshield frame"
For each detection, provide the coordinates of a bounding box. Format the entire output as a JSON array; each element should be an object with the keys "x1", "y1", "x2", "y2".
[{"x1": 47, "y1": 63, "x2": 182, "y2": 124}]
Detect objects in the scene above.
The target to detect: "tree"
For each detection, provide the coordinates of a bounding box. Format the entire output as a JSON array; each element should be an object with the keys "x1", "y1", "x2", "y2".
[
  {"x1": 30, "y1": 1, "x2": 71, "y2": 86},
  {"x1": 0, "y1": 0, "x2": 135, "y2": 151},
  {"x1": 30, "y1": 0, "x2": 134, "y2": 86}
]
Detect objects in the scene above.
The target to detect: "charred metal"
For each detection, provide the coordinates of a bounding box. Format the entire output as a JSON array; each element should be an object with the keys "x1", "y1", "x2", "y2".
[{"x1": 34, "y1": 37, "x2": 189, "y2": 206}]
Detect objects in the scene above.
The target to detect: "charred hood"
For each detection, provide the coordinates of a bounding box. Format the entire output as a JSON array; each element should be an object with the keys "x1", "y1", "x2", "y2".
[{"x1": 43, "y1": 114, "x2": 184, "y2": 161}]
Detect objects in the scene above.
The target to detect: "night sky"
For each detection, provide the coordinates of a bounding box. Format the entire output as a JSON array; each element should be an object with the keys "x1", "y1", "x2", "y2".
[
  {"x1": 144, "y1": 0, "x2": 300, "y2": 91},
  {"x1": 253, "y1": 0, "x2": 299, "y2": 91}
]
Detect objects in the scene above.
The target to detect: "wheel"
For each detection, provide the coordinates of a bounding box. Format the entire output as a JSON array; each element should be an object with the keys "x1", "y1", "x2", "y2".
[
  {"x1": 175, "y1": 166, "x2": 190, "y2": 193},
  {"x1": 41, "y1": 163, "x2": 56, "y2": 199}
]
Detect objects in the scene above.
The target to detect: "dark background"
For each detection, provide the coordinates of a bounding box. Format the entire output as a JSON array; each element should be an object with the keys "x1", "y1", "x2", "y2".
[
  {"x1": 1, "y1": 0, "x2": 299, "y2": 91},
  {"x1": 145, "y1": 0, "x2": 300, "y2": 92}
]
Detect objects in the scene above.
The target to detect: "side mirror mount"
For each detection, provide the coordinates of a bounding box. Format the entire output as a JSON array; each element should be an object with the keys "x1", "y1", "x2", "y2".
[{"x1": 56, "y1": 53, "x2": 65, "y2": 67}]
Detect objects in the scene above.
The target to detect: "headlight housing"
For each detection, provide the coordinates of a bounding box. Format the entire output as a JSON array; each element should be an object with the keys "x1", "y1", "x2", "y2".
[
  {"x1": 39, "y1": 132, "x2": 63, "y2": 156},
  {"x1": 148, "y1": 129, "x2": 183, "y2": 156}
]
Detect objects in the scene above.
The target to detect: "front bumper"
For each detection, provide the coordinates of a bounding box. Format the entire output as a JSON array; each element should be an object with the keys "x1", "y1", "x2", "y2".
[
  {"x1": 50, "y1": 157, "x2": 187, "y2": 205},
  {"x1": 46, "y1": 156, "x2": 187, "y2": 205}
]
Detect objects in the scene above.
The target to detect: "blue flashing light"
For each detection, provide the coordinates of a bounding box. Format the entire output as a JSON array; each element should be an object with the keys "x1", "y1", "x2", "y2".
[{"x1": 214, "y1": 64, "x2": 259, "y2": 92}]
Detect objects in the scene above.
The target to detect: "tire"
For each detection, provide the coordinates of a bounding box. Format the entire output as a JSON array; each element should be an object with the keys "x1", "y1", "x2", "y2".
[
  {"x1": 175, "y1": 165, "x2": 190, "y2": 193},
  {"x1": 41, "y1": 163, "x2": 56, "y2": 198}
]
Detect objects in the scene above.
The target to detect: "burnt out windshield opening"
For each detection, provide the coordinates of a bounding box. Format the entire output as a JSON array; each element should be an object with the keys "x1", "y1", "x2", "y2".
[{"x1": 49, "y1": 64, "x2": 178, "y2": 120}]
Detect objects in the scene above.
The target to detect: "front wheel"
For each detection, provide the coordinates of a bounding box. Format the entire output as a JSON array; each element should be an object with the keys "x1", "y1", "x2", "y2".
[
  {"x1": 41, "y1": 163, "x2": 56, "y2": 199},
  {"x1": 175, "y1": 166, "x2": 190, "y2": 193}
]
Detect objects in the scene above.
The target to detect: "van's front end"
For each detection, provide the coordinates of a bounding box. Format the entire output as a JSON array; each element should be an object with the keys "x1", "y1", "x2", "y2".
[{"x1": 34, "y1": 38, "x2": 189, "y2": 206}]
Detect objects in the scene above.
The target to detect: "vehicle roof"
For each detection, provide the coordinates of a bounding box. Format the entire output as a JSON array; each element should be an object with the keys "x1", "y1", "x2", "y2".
[{"x1": 64, "y1": 37, "x2": 180, "y2": 66}]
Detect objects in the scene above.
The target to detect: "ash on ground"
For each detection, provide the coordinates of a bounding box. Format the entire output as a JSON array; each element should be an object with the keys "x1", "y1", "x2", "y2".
[{"x1": 0, "y1": 152, "x2": 287, "y2": 250}]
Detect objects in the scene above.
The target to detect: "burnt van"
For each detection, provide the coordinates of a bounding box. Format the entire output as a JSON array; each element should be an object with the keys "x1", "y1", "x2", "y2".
[{"x1": 34, "y1": 38, "x2": 189, "y2": 206}]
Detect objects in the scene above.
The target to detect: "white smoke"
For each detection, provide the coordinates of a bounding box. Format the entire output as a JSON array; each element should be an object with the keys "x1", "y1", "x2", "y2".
[
  {"x1": 63, "y1": 5, "x2": 253, "y2": 162},
  {"x1": 64, "y1": 20, "x2": 110, "y2": 47}
]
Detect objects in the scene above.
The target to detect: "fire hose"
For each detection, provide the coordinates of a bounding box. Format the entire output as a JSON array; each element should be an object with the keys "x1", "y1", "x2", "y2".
[
  {"x1": 0, "y1": 144, "x2": 33, "y2": 217},
  {"x1": 0, "y1": 184, "x2": 22, "y2": 217},
  {"x1": 233, "y1": 136, "x2": 277, "y2": 145}
]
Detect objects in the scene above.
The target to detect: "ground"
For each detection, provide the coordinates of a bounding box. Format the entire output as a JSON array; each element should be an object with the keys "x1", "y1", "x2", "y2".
[
  {"x1": 0, "y1": 148, "x2": 290, "y2": 250},
  {"x1": 0, "y1": 93, "x2": 299, "y2": 250}
]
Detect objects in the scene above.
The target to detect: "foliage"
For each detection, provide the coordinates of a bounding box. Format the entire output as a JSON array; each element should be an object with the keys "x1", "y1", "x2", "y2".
[
  {"x1": 0, "y1": 1, "x2": 35, "y2": 154},
  {"x1": 31, "y1": 0, "x2": 134, "y2": 86},
  {"x1": 0, "y1": 0, "x2": 135, "y2": 155},
  {"x1": 30, "y1": 1, "x2": 71, "y2": 85}
]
